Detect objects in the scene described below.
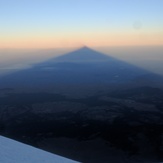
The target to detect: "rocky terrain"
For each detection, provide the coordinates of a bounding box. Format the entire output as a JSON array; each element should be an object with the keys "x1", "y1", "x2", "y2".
[{"x1": 0, "y1": 86, "x2": 163, "y2": 162}]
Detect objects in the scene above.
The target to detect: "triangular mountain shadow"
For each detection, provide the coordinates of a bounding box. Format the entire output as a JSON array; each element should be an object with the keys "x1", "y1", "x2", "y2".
[
  {"x1": 38, "y1": 46, "x2": 113, "y2": 63},
  {"x1": 0, "y1": 46, "x2": 162, "y2": 92}
]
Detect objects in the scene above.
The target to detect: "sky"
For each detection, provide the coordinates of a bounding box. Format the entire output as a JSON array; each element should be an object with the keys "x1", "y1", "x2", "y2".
[{"x1": 0, "y1": 0, "x2": 163, "y2": 48}]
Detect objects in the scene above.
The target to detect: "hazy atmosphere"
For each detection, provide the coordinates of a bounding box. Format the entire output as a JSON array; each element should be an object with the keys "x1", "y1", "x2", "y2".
[{"x1": 0, "y1": 0, "x2": 163, "y2": 75}]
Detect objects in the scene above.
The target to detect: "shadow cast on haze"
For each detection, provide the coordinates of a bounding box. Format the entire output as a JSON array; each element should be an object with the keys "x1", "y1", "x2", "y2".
[
  {"x1": 0, "y1": 46, "x2": 162, "y2": 94},
  {"x1": 0, "y1": 46, "x2": 163, "y2": 163}
]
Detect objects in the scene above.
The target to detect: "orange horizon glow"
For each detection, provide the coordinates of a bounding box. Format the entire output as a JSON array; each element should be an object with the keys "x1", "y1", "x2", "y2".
[{"x1": 0, "y1": 31, "x2": 162, "y2": 49}]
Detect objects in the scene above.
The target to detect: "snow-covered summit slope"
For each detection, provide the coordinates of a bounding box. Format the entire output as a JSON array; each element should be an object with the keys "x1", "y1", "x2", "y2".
[{"x1": 0, "y1": 136, "x2": 78, "y2": 163}]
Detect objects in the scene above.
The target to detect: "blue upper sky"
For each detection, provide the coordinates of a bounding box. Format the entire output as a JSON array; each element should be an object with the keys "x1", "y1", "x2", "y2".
[{"x1": 0, "y1": 0, "x2": 163, "y2": 48}]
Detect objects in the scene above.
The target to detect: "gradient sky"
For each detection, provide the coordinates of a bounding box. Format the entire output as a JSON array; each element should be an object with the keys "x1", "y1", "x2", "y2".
[{"x1": 0, "y1": 0, "x2": 163, "y2": 48}]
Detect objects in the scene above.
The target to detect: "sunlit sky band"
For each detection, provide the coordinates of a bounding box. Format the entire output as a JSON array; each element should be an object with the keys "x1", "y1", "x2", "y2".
[{"x1": 0, "y1": 0, "x2": 163, "y2": 48}]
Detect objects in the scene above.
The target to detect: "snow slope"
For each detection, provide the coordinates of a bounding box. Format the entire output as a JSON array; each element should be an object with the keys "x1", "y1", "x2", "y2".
[{"x1": 0, "y1": 136, "x2": 78, "y2": 163}]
